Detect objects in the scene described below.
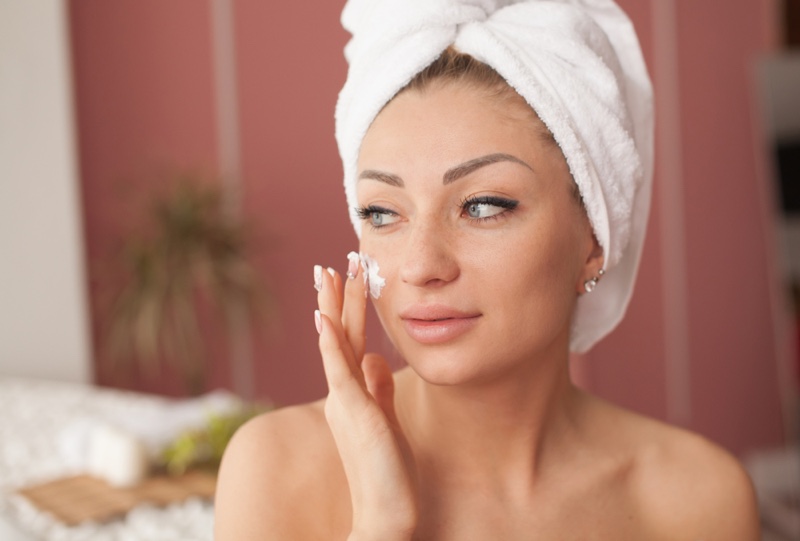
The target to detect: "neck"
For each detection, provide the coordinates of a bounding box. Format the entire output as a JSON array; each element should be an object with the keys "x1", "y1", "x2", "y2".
[{"x1": 397, "y1": 344, "x2": 585, "y2": 494}]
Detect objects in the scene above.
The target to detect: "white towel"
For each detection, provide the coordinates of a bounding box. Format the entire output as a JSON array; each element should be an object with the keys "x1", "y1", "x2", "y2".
[{"x1": 335, "y1": 0, "x2": 653, "y2": 353}]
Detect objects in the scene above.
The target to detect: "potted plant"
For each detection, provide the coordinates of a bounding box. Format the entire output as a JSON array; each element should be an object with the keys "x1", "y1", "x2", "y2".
[{"x1": 104, "y1": 177, "x2": 267, "y2": 396}]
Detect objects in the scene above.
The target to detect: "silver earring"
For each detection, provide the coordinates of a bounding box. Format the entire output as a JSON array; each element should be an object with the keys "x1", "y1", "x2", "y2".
[{"x1": 583, "y1": 269, "x2": 605, "y2": 294}]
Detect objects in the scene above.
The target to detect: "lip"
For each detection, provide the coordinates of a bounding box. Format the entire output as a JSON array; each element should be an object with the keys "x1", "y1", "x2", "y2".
[{"x1": 399, "y1": 305, "x2": 481, "y2": 345}]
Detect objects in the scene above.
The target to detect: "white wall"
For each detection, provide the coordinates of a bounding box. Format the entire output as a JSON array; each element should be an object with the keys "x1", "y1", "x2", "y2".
[{"x1": 0, "y1": 0, "x2": 92, "y2": 383}]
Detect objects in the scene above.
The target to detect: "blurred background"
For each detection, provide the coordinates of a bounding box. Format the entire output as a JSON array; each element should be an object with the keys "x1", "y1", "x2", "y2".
[{"x1": 0, "y1": 0, "x2": 799, "y2": 538}]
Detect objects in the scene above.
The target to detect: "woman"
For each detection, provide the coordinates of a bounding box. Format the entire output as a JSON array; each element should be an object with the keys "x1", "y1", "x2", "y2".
[{"x1": 215, "y1": 1, "x2": 760, "y2": 539}]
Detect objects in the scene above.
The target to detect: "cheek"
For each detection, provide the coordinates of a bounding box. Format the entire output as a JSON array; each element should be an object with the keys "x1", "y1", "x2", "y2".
[
  {"x1": 357, "y1": 240, "x2": 403, "y2": 347},
  {"x1": 362, "y1": 253, "x2": 387, "y2": 299},
  {"x1": 476, "y1": 223, "x2": 582, "y2": 323},
  {"x1": 358, "y1": 239, "x2": 396, "y2": 301}
]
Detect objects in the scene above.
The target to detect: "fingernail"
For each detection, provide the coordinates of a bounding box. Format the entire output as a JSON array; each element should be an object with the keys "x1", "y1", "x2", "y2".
[
  {"x1": 346, "y1": 251, "x2": 360, "y2": 280},
  {"x1": 327, "y1": 267, "x2": 336, "y2": 278},
  {"x1": 314, "y1": 265, "x2": 322, "y2": 291},
  {"x1": 314, "y1": 310, "x2": 322, "y2": 334}
]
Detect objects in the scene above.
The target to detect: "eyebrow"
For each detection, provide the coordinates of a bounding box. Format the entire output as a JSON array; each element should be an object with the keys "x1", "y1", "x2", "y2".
[
  {"x1": 443, "y1": 153, "x2": 533, "y2": 185},
  {"x1": 357, "y1": 152, "x2": 533, "y2": 187},
  {"x1": 358, "y1": 170, "x2": 404, "y2": 186}
]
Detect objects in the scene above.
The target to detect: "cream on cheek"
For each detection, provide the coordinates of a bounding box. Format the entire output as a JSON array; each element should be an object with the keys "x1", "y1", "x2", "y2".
[{"x1": 358, "y1": 252, "x2": 387, "y2": 299}]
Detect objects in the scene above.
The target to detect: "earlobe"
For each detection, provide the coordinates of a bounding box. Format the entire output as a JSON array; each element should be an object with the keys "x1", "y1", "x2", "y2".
[
  {"x1": 577, "y1": 233, "x2": 605, "y2": 294},
  {"x1": 582, "y1": 268, "x2": 605, "y2": 293}
]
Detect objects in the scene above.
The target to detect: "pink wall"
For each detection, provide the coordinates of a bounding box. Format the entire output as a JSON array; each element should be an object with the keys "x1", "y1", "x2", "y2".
[
  {"x1": 69, "y1": 0, "x2": 787, "y2": 456},
  {"x1": 231, "y1": 0, "x2": 358, "y2": 406},
  {"x1": 673, "y1": 0, "x2": 784, "y2": 452},
  {"x1": 69, "y1": 1, "x2": 227, "y2": 394},
  {"x1": 583, "y1": 0, "x2": 786, "y2": 454}
]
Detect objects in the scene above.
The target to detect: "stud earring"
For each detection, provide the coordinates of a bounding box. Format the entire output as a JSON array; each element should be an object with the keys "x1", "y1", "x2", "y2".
[{"x1": 583, "y1": 269, "x2": 605, "y2": 294}]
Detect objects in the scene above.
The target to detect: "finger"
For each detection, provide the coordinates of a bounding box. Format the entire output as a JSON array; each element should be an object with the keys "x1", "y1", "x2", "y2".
[
  {"x1": 317, "y1": 312, "x2": 370, "y2": 407},
  {"x1": 316, "y1": 265, "x2": 358, "y2": 367},
  {"x1": 342, "y1": 252, "x2": 367, "y2": 362},
  {"x1": 362, "y1": 353, "x2": 400, "y2": 429},
  {"x1": 316, "y1": 265, "x2": 343, "y2": 338},
  {"x1": 329, "y1": 267, "x2": 344, "y2": 311},
  {"x1": 318, "y1": 265, "x2": 344, "y2": 311}
]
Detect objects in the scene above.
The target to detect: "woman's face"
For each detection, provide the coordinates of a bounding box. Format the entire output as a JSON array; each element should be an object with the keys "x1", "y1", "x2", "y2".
[{"x1": 356, "y1": 82, "x2": 601, "y2": 385}]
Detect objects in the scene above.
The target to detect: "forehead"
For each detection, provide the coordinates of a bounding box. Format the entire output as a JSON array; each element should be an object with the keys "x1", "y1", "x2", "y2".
[{"x1": 358, "y1": 83, "x2": 555, "y2": 172}]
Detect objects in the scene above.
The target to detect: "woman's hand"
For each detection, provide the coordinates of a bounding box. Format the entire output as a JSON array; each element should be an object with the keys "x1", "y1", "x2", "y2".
[{"x1": 315, "y1": 256, "x2": 417, "y2": 541}]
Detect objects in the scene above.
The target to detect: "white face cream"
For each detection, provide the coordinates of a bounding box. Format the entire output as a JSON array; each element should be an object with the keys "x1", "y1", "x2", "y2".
[{"x1": 359, "y1": 253, "x2": 386, "y2": 299}]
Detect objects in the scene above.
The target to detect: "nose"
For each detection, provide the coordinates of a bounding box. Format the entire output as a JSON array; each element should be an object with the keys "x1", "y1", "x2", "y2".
[{"x1": 399, "y1": 220, "x2": 460, "y2": 287}]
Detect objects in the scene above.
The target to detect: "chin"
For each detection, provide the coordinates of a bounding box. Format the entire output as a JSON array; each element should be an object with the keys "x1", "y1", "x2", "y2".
[{"x1": 396, "y1": 342, "x2": 503, "y2": 387}]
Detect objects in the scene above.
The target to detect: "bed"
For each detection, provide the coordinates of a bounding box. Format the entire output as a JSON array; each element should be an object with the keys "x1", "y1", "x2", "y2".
[{"x1": 0, "y1": 376, "x2": 229, "y2": 541}]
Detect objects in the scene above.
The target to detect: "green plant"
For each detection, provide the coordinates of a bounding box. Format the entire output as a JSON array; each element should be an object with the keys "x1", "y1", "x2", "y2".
[
  {"x1": 160, "y1": 405, "x2": 268, "y2": 475},
  {"x1": 106, "y1": 177, "x2": 267, "y2": 395}
]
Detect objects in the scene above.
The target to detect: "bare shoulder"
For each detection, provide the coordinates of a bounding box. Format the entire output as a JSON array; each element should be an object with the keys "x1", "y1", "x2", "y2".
[
  {"x1": 214, "y1": 399, "x2": 349, "y2": 540},
  {"x1": 637, "y1": 425, "x2": 760, "y2": 540},
  {"x1": 585, "y1": 395, "x2": 760, "y2": 540}
]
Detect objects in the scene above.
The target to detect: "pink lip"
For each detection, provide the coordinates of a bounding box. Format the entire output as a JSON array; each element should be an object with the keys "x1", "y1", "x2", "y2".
[{"x1": 399, "y1": 305, "x2": 481, "y2": 345}]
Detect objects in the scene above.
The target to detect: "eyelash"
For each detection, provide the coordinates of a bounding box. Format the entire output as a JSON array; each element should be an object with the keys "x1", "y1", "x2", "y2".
[
  {"x1": 355, "y1": 205, "x2": 395, "y2": 220},
  {"x1": 355, "y1": 196, "x2": 519, "y2": 229},
  {"x1": 458, "y1": 195, "x2": 519, "y2": 221}
]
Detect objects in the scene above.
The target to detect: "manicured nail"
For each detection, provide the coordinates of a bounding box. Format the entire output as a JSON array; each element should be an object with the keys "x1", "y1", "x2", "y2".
[
  {"x1": 346, "y1": 251, "x2": 360, "y2": 280},
  {"x1": 314, "y1": 310, "x2": 322, "y2": 334},
  {"x1": 314, "y1": 265, "x2": 322, "y2": 291},
  {"x1": 327, "y1": 267, "x2": 336, "y2": 278}
]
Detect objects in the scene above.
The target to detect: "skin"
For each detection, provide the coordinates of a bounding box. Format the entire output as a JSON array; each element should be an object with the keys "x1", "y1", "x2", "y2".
[{"x1": 214, "y1": 82, "x2": 761, "y2": 540}]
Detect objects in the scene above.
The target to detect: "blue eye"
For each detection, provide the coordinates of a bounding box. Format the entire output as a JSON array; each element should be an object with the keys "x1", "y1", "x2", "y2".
[
  {"x1": 369, "y1": 211, "x2": 388, "y2": 226},
  {"x1": 466, "y1": 202, "x2": 503, "y2": 219},
  {"x1": 355, "y1": 205, "x2": 400, "y2": 228},
  {"x1": 462, "y1": 196, "x2": 518, "y2": 220}
]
